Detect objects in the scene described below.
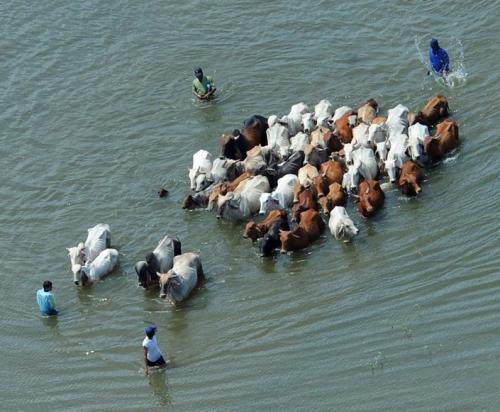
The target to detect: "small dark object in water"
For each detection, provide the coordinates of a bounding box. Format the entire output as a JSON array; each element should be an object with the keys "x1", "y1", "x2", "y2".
[{"x1": 158, "y1": 188, "x2": 169, "y2": 198}]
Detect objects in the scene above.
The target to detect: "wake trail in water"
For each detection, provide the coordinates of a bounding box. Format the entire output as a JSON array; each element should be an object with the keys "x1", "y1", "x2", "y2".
[{"x1": 414, "y1": 35, "x2": 467, "y2": 88}]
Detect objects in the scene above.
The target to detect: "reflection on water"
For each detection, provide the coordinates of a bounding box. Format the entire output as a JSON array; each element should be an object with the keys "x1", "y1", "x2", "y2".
[{"x1": 148, "y1": 369, "x2": 171, "y2": 406}]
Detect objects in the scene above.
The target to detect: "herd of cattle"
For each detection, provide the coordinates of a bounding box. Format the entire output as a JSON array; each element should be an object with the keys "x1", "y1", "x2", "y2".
[
  {"x1": 182, "y1": 95, "x2": 459, "y2": 259},
  {"x1": 66, "y1": 95, "x2": 459, "y2": 304}
]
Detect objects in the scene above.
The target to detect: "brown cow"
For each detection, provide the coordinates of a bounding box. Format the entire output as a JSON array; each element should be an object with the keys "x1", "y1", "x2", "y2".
[
  {"x1": 240, "y1": 115, "x2": 268, "y2": 150},
  {"x1": 318, "y1": 182, "x2": 346, "y2": 213},
  {"x1": 415, "y1": 95, "x2": 449, "y2": 127},
  {"x1": 207, "y1": 172, "x2": 251, "y2": 210},
  {"x1": 333, "y1": 112, "x2": 355, "y2": 144},
  {"x1": 319, "y1": 160, "x2": 344, "y2": 185},
  {"x1": 279, "y1": 209, "x2": 325, "y2": 253},
  {"x1": 291, "y1": 188, "x2": 318, "y2": 222},
  {"x1": 243, "y1": 209, "x2": 288, "y2": 240},
  {"x1": 357, "y1": 180, "x2": 385, "y2": 217},
  {"x1": 424, "y1": 119, "x2": 459, "y2": 161},
  {"x1": 220, "y1": 115, "x2": 268, "y2": 160},
  {"x1": 312, "y1": 175, "x2": 329, "y2": 198},
  {"x1": 398, "y1": 161, "x2": 424, "y2": 196}
]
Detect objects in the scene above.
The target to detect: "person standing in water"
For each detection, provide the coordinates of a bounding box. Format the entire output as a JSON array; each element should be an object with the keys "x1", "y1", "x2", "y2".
[
  {"x1": 36, "y1": 280, "x2": 58, "y2": 316},
  {"x1": 192, "y1": 67, "x2": 216, "y2": 100},
  {"x1": 428, "y1": 38, "x2": 450, "y2": 76},
  {"x1": 143, "y1": 325, "x2": 166, "y2": 375}
]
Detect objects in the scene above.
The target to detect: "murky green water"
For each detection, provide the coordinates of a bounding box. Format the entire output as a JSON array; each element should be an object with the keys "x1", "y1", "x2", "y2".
[{"x1": 1, "y1": 1, "x2": 499, "y2": 410}]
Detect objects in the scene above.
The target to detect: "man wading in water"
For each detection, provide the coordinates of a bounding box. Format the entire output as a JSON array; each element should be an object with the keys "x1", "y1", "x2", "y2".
[
  {"x1": 192, "y1": 67, "x2": 216, "y2": 100},
  {"x1": 143, "y1": 325, "x2": 166, "y2": 375},
  {"x1": 428, "y1": 38, "x2": 450, "y2": 76}
]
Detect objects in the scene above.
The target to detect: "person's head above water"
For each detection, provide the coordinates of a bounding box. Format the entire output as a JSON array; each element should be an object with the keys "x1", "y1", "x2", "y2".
[
  {"x1": 430, "y1": 38, "x2": 439, "y2": 51},
  {"x1": 194, "y1": 67, "x2": 203, "y2": 81},
  {"x1": 43, "y1": 280, "x2": 53, "y2": 292},
  {"x1": 145, "y1": 325, "x2": 157, "y2": 339}
]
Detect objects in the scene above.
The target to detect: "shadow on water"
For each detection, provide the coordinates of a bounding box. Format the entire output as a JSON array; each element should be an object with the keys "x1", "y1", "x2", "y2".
[
  {"x1": 39, "y1": 315, "x2": 61, "y2": 337},
  {"x1": 148, "y1": 369, "x2": 171, "y2": 406}
]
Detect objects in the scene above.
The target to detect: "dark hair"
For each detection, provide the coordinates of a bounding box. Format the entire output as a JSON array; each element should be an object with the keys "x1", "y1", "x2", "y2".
[
  {"x1": 146, "y1": 331, "x2": 155, "y2": 339},
  {"x1": 43, "y1": 280, "x2": 52, "y2": 291}
]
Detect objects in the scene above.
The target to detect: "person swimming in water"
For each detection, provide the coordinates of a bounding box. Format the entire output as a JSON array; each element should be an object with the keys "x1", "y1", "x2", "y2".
[
  {"x1": 192, "y1": 67, "x2": 216, "y2": 100},
  {"x1": 428, "y1": 38, "x2": 450, "y2": 76}
]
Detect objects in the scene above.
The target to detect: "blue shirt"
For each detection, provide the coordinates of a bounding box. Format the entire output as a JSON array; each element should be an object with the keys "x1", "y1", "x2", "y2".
[
  {"x1": 36, "y1": 289, "x2": 57, "y2": 316},
  {"x1": 429, "y1": 47, "x2": 449, "y2": 74}
]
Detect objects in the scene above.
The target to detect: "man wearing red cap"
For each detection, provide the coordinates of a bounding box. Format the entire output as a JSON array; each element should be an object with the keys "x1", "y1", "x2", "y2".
[{"x1": 143, "y1": 325, "x2": 166, "y2": 375}]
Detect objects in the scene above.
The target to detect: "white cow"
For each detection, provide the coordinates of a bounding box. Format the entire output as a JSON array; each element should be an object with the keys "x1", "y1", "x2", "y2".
[
  {"x1": 314, "y1": 99, "x2": 334, "y2": 127},
  {"x1": 208, "y1": 157, "x2": 239, "y2": 185},
  {"x1": 271, "y1": 174, "x2": 298, "y2": 208},
  {"x1": 217, "y1": 175, "x2": 270, "y2": 220},
  {"x1": 302, "y1": 112, "x2": 317, "y2": 134},
  {"x1": 342, "y1": 162, "x2": 360, "y2": 192},
  {"x1": 352, "y1": 123, "x2": 370, "y2": 147},
  {"x1": 84, "y1": 223, "x2": 111, "y2": 263},
  {"x1": 259, "y1": 193, "x2": 281, "y2": 215},
  {"x1": 386, "y1": 104, "x2": 409, "y2": 137},
  {"x1": 266, "y1": 122, "x2": 290, "y2": 158},
  {"x1": 328, "y1": 206, "x2": 359, "y2": 242},
  {"x1": 385, "y1": 133, "x2": 409, "y2": 182},
  {"x1": 367, "y1": 123, "x2": 387, "y2": 145},
  {"x1": 332, "y1": 106, "x2": 353, "y2": 123},
  {"x1": 73, "y1": 248, "x2": 119, "y2": 286},
  {"x1": 290, "y1": 132, "x2": 310, "y2": 152},
  {"x1": 285, "y1": 102, "x2": 310, "y2": 136},
  {"x1": 159, "y1": 252, "x2": 204, "y2": 304},
  {"x1": 351, "y1": 146, "x2": 378, "y2": 181},
  {"x1": 135, "y1": 235, "x2": 181, "y2": 289},
  {"x1": 407, "y1": 123, "x2": 429, "y2": 161},
  {"x1": 189, "y1": 149, "x2": 212, "y2": 192}
]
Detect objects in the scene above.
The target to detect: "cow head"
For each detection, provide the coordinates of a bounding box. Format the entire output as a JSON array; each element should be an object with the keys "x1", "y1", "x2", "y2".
[
  {"x1": 243, "y1": 220, "x2": 262, "y2": 240},
  {"x1": 158, "y1": 270, "x2": 180, "y2": 302},
  {"x1": 400, "y1": 175, "x2": 422, "y2": 196},
  {"x1": 259, "y1": 232, "x2": 277, "y2": 257},
  {"x1": 67, "y1": 243, "x2": 86, "y2": 285},
  {"x1": 302, "y1": 112, "x2": 317, "y2": 134},
  {"x1": 259, "y1": 193, "x2": 279, "y2": 215},
  {"x1": 220, "y1": 132, "x2": 246, "y2": 160}
]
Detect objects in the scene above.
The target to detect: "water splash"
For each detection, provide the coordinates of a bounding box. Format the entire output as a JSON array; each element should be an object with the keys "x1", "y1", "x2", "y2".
[{"x1": 414, "y1": 35, "x2": 467, "y2": 88}]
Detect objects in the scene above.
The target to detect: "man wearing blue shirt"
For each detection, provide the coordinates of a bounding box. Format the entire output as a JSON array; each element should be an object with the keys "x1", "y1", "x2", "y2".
[
  {"x1": 428, "y1": 38, "x2": 450, "y2": 76},
  {"x1": 36, "y1": 280, "x2": 58, "y2": 316}
]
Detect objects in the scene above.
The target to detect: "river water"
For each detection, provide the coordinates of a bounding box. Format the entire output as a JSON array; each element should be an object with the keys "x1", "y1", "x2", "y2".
[{"x1": 1, "y1": 1, "x2": 499, "y2": 411}]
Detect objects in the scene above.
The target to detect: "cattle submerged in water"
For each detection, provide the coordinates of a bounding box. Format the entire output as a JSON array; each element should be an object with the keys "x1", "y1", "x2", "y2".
[
  {"x1": 135, "y1": 235, "x2": 182, "y2": 289},
  {"x1": 357, "y1": 180, "x2": 385, "y2": 217},
  {"x1": 279, "y1": 209, "x2": 325, "y2": 253},
  {"x1": 72, "y1": 248, "x2": 120, "y2": 286},
  {"x1": 243, "y1": 209, "x2": 288, "y2": 240},
  {"x1": 328, "y1": 206, "x2": 359, "y2": 242},
  {"x1": 424, "y1": 119, "x2": 459, "y2": 161},
  {"x1": 398, "y1": 161, "x2": 424, "y2": 196},
  {"x1": 220, "y1": 115, "x2": 268, "y2": 160},
  {"x1": 415, "y1": 95, "x2": 449, "y2": 127},
  {"x1": 67, "y1": 223, "x2": 112, "y2": 285},
  {"x1": 158, "y1": 252, "x2": 204, "y2": 304}
]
